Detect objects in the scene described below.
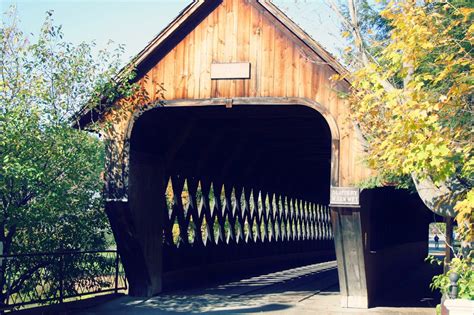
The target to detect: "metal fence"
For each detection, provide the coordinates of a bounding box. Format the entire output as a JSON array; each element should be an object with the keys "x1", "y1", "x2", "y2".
[{"x1": 0, "y1": 250, "x2": 127, "y2": 312}]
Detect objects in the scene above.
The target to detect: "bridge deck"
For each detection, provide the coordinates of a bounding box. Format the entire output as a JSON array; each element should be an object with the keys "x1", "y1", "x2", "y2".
[{"x1": 76, "y1": 261, "x2": 437, "y2": 315}]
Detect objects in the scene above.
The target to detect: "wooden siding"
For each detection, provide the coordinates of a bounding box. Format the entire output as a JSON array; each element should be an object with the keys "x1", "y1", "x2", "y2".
[{"x1": 134, "y1": 0, "x2": 372, "y2": 186}]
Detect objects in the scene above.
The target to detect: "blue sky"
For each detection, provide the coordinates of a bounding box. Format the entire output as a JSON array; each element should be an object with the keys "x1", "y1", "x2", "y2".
[{"x1": 1, "y1": 0, "x2": 344, "y2": 64}]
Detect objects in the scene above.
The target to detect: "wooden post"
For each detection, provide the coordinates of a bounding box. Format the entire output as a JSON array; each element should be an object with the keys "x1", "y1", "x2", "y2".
[
  {"x1": 128, "y1": 152, "x2": 166, "y2": 296},
  {"x1": 444, "y1": 217, "x2": 453, "y2": 273},
  {"x1": 114, "y1": 252, "x2": 120, "y2": 294},
  {"x1": 331, "y1": 207, "x2": 369, "y2": 308},
  {"x1": 106, "y1": 151, "x2": 166, "y2": 297}
]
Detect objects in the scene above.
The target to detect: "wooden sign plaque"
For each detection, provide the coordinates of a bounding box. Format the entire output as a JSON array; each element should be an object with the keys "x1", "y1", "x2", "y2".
[
  {"x1": 329, "y1": 187, "x2": 360, "y2": 208},
  {"x1": 211, "y1": 62, "x2": 251, "y2": 79}
]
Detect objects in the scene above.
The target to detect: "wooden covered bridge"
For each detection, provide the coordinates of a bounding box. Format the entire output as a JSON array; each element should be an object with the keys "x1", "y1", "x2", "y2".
[{"x1": 76, "y1": 0, "x2": 437, "y2": 309}]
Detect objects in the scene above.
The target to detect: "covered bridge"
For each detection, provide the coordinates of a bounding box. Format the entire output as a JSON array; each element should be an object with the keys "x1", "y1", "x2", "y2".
[{"x1": 76, "y1": 0, "x2": 436, "y2": 309}]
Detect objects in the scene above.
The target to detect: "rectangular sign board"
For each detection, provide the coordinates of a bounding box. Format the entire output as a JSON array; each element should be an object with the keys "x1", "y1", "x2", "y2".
[
  {"x1": 330, "y1": 187, "x2": 360, "y2": 207},
  {"x1": 211, "y1": 62, "x2": 251, "y2": 80}
]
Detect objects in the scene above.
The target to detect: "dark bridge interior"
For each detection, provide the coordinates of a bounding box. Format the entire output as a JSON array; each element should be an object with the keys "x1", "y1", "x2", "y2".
[
  {"x1": 129, "y1": 105, "x2": 336, "y2": 289},
  {"x1": 131, "y1": 105, "x2": 332, "y2": 202}
]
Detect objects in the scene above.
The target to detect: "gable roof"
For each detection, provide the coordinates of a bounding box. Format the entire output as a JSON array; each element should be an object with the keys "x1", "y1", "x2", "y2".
[{"x1": 76, "y1": 0, "x2": 349, "y2": 128}]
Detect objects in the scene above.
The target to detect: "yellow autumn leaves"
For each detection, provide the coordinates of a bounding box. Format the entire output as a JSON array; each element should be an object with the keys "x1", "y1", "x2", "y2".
[{"x1": 342, "y1": 1, "x2": 472, "y2": 238}]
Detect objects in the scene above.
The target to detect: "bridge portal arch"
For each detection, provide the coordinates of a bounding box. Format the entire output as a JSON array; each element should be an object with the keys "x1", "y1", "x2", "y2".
[
  {"x1": 123, "y1": 97, "x2": 341, "y2": 194},
  {"x1": 120, "y1": 97, "x2": 339, "y2": 296}
]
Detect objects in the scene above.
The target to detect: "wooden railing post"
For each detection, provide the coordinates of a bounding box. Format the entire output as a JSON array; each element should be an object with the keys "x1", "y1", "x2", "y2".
[
  {"x1": 114, "y1": 252, "x2": 120, "y2": 294},
  {"x1": 444, "y1": 217, "x2": 453, "y2": 273}
]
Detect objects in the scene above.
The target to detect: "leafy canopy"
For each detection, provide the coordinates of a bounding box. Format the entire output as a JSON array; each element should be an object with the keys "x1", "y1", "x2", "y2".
[
  {"x1": 0, "y1": 8, "x2": 128, "y2": 302},
  {"x1": 336, "y1": 0, "x2": 473, "y2": 236}
]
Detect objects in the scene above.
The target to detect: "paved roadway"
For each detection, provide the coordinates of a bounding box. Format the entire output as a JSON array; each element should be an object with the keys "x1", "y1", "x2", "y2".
[
  {"x1": 428, "y1": 233, "x2": 446, "y2": 257},
  {"x1": 75, "y1": 261, "x2": 438, "y2": 315}
]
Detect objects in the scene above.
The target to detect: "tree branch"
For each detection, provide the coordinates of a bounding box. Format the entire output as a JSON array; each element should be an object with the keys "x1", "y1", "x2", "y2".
[
  {"x1": 7, "y1": 261, "x2": 50, "y2": 296},
  {"x1": 326, "y1": 0, "x2": 396, "y2": 92}
]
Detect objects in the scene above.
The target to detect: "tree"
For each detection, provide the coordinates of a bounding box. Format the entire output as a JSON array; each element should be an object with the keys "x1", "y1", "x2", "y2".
[
  {"x1": 0, "y1": 9, "x2": 127, "y2": 306},
  {"x1": 329, "y1": 0, "x2": 473, "y2": 301},
  {"x1": 330, "y1": 0, "x2": 472, "y2": 241}
]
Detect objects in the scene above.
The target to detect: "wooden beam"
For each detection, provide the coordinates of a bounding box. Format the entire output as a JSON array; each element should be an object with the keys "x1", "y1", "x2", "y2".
[{"x1": 162, "y1": 97, "x2": 340, "y2": 141}]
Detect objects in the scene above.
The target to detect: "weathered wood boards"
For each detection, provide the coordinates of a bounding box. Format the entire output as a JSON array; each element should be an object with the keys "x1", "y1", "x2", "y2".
[{"x1": 99, "y1": 0, "x2": 372, "y2": 187}]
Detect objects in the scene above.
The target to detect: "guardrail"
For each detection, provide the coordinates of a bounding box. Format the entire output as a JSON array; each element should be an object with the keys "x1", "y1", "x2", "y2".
[{"x1": 0, "y1": 250, "x2": 127, "y2": 312}]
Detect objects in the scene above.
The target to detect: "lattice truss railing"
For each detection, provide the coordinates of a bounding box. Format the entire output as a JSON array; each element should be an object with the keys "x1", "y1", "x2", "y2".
[{"x1": 164, "y1": 175, "x2": 333, "y2": 249}]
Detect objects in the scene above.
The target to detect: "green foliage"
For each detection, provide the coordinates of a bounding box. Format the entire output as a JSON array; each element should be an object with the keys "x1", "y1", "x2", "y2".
[
  {"x1": 333, "y1": 0, "x2": 474, "y2": 306},
  {"x1": 352, "y1": 1, "x2": 472, "y2": 184},
  {"x1": 336, "y1": 0, "x2": 473, "y2": 234},
  {"x1": 427, "y1": 256, "x2": 474, "y2": 300},
  {"x1": 339, "y1": 0, "x2": 392, "y2": 65},
  {"x1": 430, "y1": 222, "x2": 447, "y2": 234},
  {"x1": 357, "y1": 173, "x2": 414, "y2": 190},
  {"x1": 0, "y1": 7, "x2": 127, "y2": 304},
  {"x1": 334, "y1": 0, "x2": 473, "y2": 305}
]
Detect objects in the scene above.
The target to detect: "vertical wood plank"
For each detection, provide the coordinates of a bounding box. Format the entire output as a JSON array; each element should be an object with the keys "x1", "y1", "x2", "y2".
[
  {"x1": 211, "y1": 4, "x2": 221, "y2": 97},
  {"x1": 296, "y1": 49, "x2": 305, "y2": 98},
  {"x1": 186, "y1": 31, "x2": 195, "y2": 99},
  {"x1": 219, "y1": 0, "x2": 233, "y2": 97},
  {"x1": 327, "y1": 68, "x2": 338, "y2": 119},
  {"x1": 250, "y1": 4, "x2": 263, "y2": 97},
  {"x1": 201, "y1": 6, "x2": 215, "y2": 99},
  {"x1": 216, "y1": 1, "x2": 230, "y2": 98},
  {"x1": 303, "y1": 51, "x2": 313, "y2": 99},
  {"x1": 184, "y1": 38, "x2": 191, "y2": 100},
  {"x1": 261, "y1": 15, "x2": 274, "y2": 97},
  {"x1": 150, "y1": 66, "x2": 157, "y2": 102},
  {"x1": 154, "y1": 62, "x2": 165, "y2": 101},
  {"x1": 229, "y1": 0, "x2": 239, "y2": 97},
  {"x1": 283, "y1": 37, "x2": 292, "y2": 97},
  {"x1": 175, "y1": 37, "x2": 186, "y2": 99},
  {"x1": 237, "y1": 0, "x2": 250, "y2": 97},
  {"x1": 273, "y1": 29, "x2": 283, "y2": 96},
  {"x1": 162, "y1": 49, "x2": 175, "y2": 100},
  {"x1": 141, "y1": 71, "x2": 152, "y2": 103},
  {"x1": 192, "y1": 21, "x2": 201, "y2": 99}
]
